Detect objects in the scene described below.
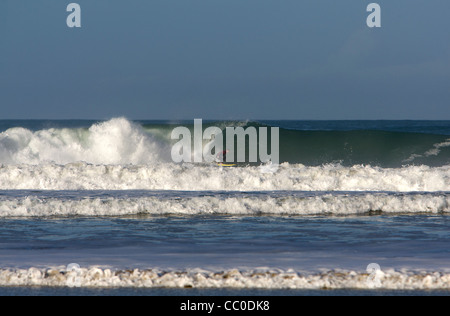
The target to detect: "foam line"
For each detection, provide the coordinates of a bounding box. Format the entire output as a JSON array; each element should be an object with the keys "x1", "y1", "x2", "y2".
[
  {"x1": 0, "y1": 267, "x2": 449, "y2": 290},
  {"x1": 0, "y1": 163, "x2": 449, "y2": 191},
  {"x1": 0, "y1": 191, "x2": 449, "y2": 217}
]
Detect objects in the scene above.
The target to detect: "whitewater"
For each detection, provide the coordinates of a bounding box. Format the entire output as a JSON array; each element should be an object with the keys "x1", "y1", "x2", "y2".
[
  {"x1": 0, "y1": 190, "x2": 449, "y2": 218},
  {"x1": 0, "y1": 163, "x2": 449, "y2": 192}
]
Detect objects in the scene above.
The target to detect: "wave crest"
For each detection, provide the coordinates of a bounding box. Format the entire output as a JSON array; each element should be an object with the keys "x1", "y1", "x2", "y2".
[{"x1": 0, "y1": 118, "x2": 169, "y2": 165}]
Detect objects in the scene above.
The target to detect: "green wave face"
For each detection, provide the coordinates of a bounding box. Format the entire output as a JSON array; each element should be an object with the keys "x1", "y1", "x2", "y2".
[
  {"x1": 278, "y1": 129, "x2": 450, "y2": 167},
  {"x1": 1, "y1": 119, "x2": 450, "y2": 168},
  {"x1": 176, "y1": 121, "x2": 450, "y2": 167}
]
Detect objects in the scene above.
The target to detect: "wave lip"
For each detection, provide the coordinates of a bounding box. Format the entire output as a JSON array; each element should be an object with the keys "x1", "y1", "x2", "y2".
[
  {"x1": 0, "y1": 267, "x2": 449, "y2": 290},
  {"x1": 0, "y1": 118, "x2": 170, "y2": 166}
]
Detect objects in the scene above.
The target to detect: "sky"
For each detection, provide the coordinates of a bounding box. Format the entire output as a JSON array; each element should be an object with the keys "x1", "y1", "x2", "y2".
[{"x1": 0, "y1": 0, "x2": 449, "y2": 120}]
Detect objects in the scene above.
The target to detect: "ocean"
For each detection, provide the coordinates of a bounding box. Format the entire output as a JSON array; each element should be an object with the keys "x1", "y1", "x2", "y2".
[{"x1": 0, "y1": 119, "x2": 449, "y2": 296}]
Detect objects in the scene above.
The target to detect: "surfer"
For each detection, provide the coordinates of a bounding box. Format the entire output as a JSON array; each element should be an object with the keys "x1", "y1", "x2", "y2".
[{"x1": 217, "y1": 150, "x2": 229, "y2": 163}]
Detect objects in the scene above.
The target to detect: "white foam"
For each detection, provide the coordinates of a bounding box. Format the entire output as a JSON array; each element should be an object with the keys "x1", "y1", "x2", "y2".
[
  {"x1": 425, "y1": 139, "x2": 450, "y2": 156},
  {"x1": 0, "y1": 162, "x2": 449, "y2": 192},
  {"x1": 0, "y1": 266, "x2": 449, "y2": 290},
  {"x1": 0, "y1": 192, "x2": 448, "y2": 217},
  {"x1": 0, "y1": 118, "x2": 170, "y2": 165},
  {"x1": 404, "y1": 138, "x2": 450, "y2": 163}
]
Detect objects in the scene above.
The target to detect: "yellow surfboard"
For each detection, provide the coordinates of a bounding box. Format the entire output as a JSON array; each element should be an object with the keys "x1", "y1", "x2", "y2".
[{"x1": 217, "y1": 163, "x2": 236, "y2": 167}]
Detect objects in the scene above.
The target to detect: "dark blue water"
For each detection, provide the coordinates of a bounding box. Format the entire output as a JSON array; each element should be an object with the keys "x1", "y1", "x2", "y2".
[
  {"x1": 1, "y1": 214, "x2": 449, "y2": 273},
  {"x1": 262, "y1": 120, "x2": 450, "y2": 135},
  {"x1": 3, "y1": 120, "x2": 450, "y2": 135}
]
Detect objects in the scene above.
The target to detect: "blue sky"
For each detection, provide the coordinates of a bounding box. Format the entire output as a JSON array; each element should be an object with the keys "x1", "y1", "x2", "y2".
[{"x1": 0, "y1": 0, "x2": 449, "y2": 120}]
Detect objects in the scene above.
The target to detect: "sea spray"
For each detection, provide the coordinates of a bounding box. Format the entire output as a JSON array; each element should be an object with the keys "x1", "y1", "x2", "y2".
[{"x1": 0, "y1": 118, "x2": 170, "y2": 165}]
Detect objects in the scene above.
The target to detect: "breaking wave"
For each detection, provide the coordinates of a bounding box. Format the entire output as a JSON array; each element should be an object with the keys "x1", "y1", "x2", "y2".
[
  {"x1": 0, "y1": 163, "x2": 449, "y2": 192},
  {"x1": 1, "y1": 118, "x2": 450, "y2": 167},
  {"x1": 0, "y1": 190, "x2": 449, "y2": 217},
  {"x1": 0, "y1": 118, "x2": 170, "y2": 165}
]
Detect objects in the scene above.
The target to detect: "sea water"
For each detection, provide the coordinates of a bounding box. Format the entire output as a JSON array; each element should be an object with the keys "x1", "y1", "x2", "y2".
[{"x1": 0, "y1": 119, "x2": 449, "y2": 295}]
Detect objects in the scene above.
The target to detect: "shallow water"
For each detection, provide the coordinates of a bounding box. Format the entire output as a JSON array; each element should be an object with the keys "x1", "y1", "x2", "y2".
[
  {"x1": 1, "y1": 287, "x2": 449, "y2": 296},
  {"x1": 0, "y1": 214, "x2": 449, "y2": 275}
]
